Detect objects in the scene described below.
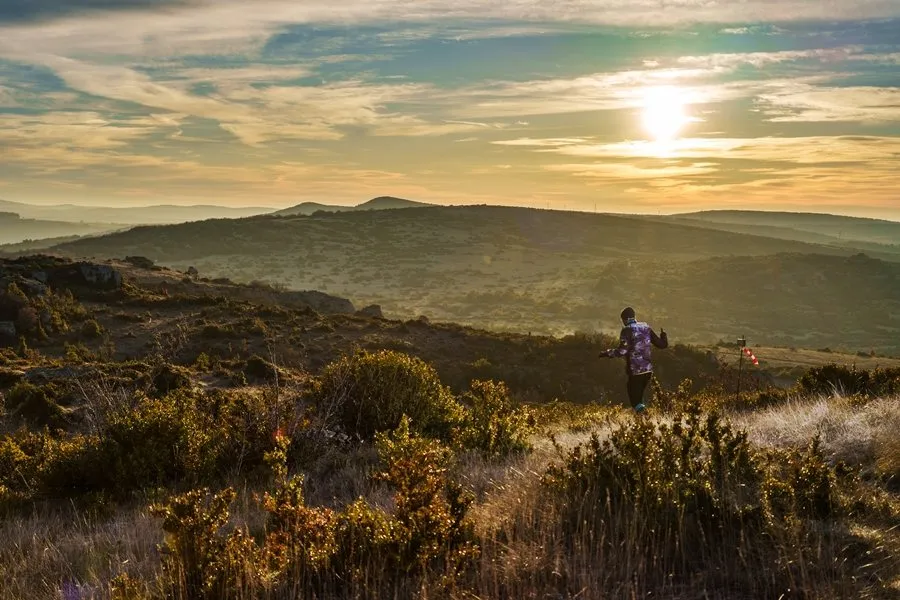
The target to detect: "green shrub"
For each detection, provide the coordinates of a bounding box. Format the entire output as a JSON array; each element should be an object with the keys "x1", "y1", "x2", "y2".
[
  {"x1": 456, "y1": 379, "x2": 532, "y2": 456},
  {"x1": 145, "y1": 417, "x2": 476, "y2": 598},
  {"x1": 4, "y1": 382, "x2": 67, "y2": 429},
  {"x1": 311, "y1": 350, "x2": 464, "y2": 440},
  {"x1": 797, "y1": 364, "x2": 900, "y2": 397}
]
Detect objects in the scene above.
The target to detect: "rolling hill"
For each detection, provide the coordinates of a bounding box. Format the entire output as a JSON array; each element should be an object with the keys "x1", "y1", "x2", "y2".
[{"x1": 39, "y1": 204, "x2": 900, "y2": 354}]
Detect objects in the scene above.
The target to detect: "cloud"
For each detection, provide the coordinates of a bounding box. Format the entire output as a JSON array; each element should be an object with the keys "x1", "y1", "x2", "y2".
[
  {"x1": 545, "y1": 161, "x2": 719, "y2": 180},
  {"x1": 0, "y1": 0, "x2": 190, "y2": 23},
  {"x1": 518, "y1": 135, "x2": 900, "y2": 164},
  {"x1": 675, "y1": 47, "x2": 865, "y2": 70},
  {"x1": 756, "y1": 84, "x2": 900, "y2": 122}
]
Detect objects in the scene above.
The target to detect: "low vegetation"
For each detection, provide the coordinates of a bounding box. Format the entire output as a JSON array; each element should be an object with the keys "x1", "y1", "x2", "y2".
[{"x1": 1, "y1": 258, "x2": 898, "y2": 599}]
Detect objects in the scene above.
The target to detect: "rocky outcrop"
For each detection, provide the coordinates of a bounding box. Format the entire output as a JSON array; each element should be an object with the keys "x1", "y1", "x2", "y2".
[
  {"x1": 0, "y1": 256, "x2": 123, "y2": 292},
  {"x1": 357, "y1": 304, "x2": 384, "y2": 319},
  {"x1": 278, "y1": 290, "x2": 355, "y2": 314}
]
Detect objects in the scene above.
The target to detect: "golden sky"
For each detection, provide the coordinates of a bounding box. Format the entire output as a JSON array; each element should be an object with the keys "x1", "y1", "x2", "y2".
[{"x1": 1, "y1": 1, "x2": 899, "y2": 219}]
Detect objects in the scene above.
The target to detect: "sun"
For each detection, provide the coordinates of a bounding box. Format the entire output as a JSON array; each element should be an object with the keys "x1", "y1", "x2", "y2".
[{"x1": 641, "y1": 86, "x2": 690, "y2": 142}]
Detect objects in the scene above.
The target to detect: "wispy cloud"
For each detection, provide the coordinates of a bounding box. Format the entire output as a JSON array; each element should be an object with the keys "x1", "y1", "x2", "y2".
[{"x1": 0, "y1": 1, "x2": 898, "y2": 216}]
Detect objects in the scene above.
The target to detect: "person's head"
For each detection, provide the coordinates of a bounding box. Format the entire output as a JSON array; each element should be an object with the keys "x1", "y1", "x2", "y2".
[{"x1": 620, "y1": 306, "x2": 636, "y2": 324}]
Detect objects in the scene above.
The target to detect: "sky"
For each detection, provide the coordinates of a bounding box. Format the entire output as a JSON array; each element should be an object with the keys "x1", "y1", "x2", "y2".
[{"x1": 1, "y1": 1, "x2": 899, "y2": 219}]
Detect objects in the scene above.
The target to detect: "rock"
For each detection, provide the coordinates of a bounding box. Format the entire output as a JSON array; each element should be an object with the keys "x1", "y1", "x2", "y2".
[
  {"x1": 78, "y1": 263, "x2": 122, "y2": 289},
  {"x1": 0, "y1": 321, "x2": 16, "y2": 339},
  {"x1": 17, "y1": 278, "x2": 47, "y2": 297},
  {"x1": 186, "y1": 266, "x2": 199, "y2": 280},
  {"x1": 357, "y1": 304, "x2": 384, "y2": 319},
  {"x1": 25, "y1": 366, "x2": 85, "y2": 384},
  {"x1": 125, "y1": 256, "x2": 156, "y2": 269},
  {"x1": 278, "y1": 290, "x2": 355, "y2": 314},
  {"x1": 31, "y1": 271, "x2": 48, "y2": 283}
]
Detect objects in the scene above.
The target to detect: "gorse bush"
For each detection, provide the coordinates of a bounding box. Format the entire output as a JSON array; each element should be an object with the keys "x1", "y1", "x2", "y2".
[
  {"x1": 311, "y1": 349, "x2": 464, "y2": 440},
  {"x1": 456, "y1": 379, "x2": 533, "y2": 456},
  {"x1": 797, "y1": 363, "x2": 900, "y2": 397},
  {"x1": 0, "y1": 388, "x2": 298, "y2": 505},
  {"x1": 145, "y1": 416, "x2": 477, "y2": 599},
  {"x1": 532, "y1": 402, "x2": 858, "y2": 597}
]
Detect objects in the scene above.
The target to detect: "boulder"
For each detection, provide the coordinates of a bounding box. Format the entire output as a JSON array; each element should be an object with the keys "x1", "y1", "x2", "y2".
[
  {"x1": 125, "y1": 256, "x2": 156, "y2": 269},
  {"x1": 278, "y1": 290, "x2": 355, "y2": 315},
  {"x1": 357, "y1": 304, "x2": 384, "y2": 319},
  {"x1": 78, "y1": 263, "x2": 122, "y2": 289}
]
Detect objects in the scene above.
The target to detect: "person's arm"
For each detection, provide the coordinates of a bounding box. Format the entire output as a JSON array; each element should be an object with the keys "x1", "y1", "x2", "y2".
[
  {"x1": 651, "y1": 327, "x2": 668, "y2": 349},
  {"x1": 600, "y1": 327, "x2": 631, "y2": 358}
]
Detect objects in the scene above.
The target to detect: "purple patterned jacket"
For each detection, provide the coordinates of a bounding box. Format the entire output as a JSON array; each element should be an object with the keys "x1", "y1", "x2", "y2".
[{"x1": 602, "y1": 318, "x2": 668, "y2": 375}]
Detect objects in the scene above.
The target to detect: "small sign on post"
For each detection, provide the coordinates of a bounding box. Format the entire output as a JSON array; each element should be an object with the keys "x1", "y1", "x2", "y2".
[{"x1": 736, "y1": 336, "x2": 747, "y2": 402}]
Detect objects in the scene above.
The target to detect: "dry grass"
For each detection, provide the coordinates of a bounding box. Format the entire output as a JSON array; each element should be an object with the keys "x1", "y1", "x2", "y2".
[
  {"x1": 732, "y1": 394, "x2": 900, "y2": 479},
  {"x1": 0, "y1": 504, "x2": 160, "y2": 600}
]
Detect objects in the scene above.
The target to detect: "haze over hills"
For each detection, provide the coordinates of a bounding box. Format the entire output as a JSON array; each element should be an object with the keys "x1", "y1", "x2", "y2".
[
  {"x1": 0, "y1": 198, "x2": 277, "y2": 226},
  {"x1": 672, "y1": 210, "x2": 900, "y2": 247},
  {"x1": 40, "y1": 204, "x2": 900, "y2": 354},
  {"x1": 0, "y1": 211, "x2": 122, "y2": 245},
  {"x1": 272, "y1": 196, "x2": 432, "y2": 216}
]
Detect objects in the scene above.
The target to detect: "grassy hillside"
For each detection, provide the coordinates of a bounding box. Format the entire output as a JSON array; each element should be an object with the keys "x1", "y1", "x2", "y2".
[
  {"x1": 1, "y1": 257, "x2": 898, "y2": 599},
  {"x1": 43, "y1": 205, "x2": 900, "y2": 354}
]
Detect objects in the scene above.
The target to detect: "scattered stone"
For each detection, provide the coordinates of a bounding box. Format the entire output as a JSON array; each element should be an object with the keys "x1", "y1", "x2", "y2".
[
  {"x1": 186, "y1": 266, "x2": 199, "y2": 280},
  {"x1": 357, "y1": 304, "x2": 384, "y2": 319}
]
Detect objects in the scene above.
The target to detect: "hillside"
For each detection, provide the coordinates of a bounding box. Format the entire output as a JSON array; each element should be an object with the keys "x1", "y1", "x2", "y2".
[
  {"x1": 40, "y1": 205, "x2": 900, "y2": 354},
  {"x1": 0, "y1": 198, "x2": 275, "y2": 226},
  {"x1": 1, "y1": 255, "x2": 898, "y2": 600},
  {"x1": 272, "y1": 195, "x2": 431, "y2": 216}
]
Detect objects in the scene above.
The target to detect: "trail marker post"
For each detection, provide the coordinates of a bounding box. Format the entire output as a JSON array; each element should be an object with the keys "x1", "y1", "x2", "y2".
[{"x1": 736, "y1": 336, "x2": 747, "y2": 403}]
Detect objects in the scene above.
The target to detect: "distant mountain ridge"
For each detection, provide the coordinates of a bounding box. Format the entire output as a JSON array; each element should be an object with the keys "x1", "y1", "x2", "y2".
[
  {"x1": 273, "y1": 196, "x2": 432, "y2": 216},
  {"x1": 0, "y1": 198, "x2": 277, "y2": 226}
]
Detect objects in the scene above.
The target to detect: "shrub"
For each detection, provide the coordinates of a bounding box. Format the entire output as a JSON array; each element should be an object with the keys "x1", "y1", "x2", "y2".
[
  {"x1": 150, "y1": 363, "x2": 192, "y2": 397},
  {"x1": 311, "y1": 350, "x2": 464, "y2": 440},
  {"x1": 80, "y1": 318, "x2": 104, "y2": 339},
  {"x1": 145, "y1": 417, "x2": 477, "y2": 598},
  {"x1": 243, "y1": 355, "x2": 279, "y2": 382},
  {"x1": 538, "y1": 402, "x2": 851, "y2": 595},
  {"x1": 4, "y1": 382, "x2": 67, "y2": 429},
  {"x1": 797, "y1": 364, "x2": 900, "y2": 398},
  {"x1": 456, "y1": 380, "x2": 532, "y2": 456}
]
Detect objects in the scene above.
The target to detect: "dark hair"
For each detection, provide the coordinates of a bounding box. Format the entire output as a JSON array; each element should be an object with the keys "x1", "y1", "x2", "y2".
[{"x1": 620, "y1": 306, "x2": 636, "y2": 321}]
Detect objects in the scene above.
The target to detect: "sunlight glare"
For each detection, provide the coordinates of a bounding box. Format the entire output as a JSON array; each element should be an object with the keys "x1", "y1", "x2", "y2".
[{"x1": 641, "y1": 86, "x2": 690, "y2": 143}]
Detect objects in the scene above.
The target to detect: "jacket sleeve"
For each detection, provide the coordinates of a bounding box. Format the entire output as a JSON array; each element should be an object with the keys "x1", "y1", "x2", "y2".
[
  {"x1": 651, "y1": 328, "x2": 668, "y2": 349},
  {"x1": 602, "y1": 327, "x2": 631, "y2": 357}
]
